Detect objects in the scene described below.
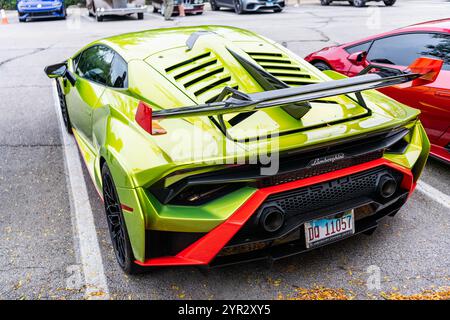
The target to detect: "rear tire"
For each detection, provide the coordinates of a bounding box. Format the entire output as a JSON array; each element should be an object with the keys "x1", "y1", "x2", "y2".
[
  {"x1": 320, "y1": 0, "x2": 331, "y2": 5},
  {"x1": 383, "y1": 0, "x2": 396, "y2": 6},
  {"x1": 234, "y1": 0, "x2": 244, "y2": 14},
  {"x1": 312, "y1": 61, "x2": 331, "y2": 71},
  {"x1": 210, "y1": 0, "x2": 220, "y2": 11},
  {"x1": 273, "y1": 7, "x2": 282, "y2": 12},
  {"x1": 96, "y1": 14, "x2": 103, "y2": 22},
  {"x1": 152, "y1": 5, "x2": 158, "y2": 13},
  {"x1": 102, "y1": 164, "x2": 143, "y2": 275},
  {"x1": 352, "y1": 0, "x2": 366, "y2": 7},
  {"x1": 137, "y1": 12, "x2": 144, "y2": 19},
  {"x1": 56, "y1": 80, "x2": 72, "y2": 134}
]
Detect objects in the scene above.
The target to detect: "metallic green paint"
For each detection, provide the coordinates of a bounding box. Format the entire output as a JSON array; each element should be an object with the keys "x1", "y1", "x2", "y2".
[{"x1": 56, "y1": 26, "x2": 429, "y2": 263}]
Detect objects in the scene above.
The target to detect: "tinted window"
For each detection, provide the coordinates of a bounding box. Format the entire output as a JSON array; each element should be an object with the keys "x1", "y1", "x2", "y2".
[
  {"x1": 422, "y1": 33, "x2": 450, "y2": 70},
  {"x1": 76, "y1": 46, "x2": 114, "y2": 85},
  {"x1": 367, "y1": 33, "x2": 450, "y2": 70},
  {"x1": 109, "y1": 54, "x2": 128, "y2": 88},
  {"x1": 345, "y1": 42, "x2": 372, "y2": 54}
]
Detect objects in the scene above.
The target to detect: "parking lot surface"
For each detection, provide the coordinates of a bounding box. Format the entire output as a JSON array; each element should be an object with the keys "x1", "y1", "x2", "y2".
[{"x1": 0, "y1": 0, "x2": 449, "y2": 299}]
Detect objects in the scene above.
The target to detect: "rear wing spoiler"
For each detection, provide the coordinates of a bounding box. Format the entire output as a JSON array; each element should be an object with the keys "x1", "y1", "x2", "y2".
[{"x1": 136, "y1": 57, "x2": 442, "y2": 134}]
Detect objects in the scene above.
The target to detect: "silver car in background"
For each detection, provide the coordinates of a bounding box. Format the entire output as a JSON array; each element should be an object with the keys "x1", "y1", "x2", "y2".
[
  {"x1": 209, "y1": 0, "x2": 284, "y2": 14},
  {"x1": 86, "y1": 0, "x2": 147, "y2": 21}
]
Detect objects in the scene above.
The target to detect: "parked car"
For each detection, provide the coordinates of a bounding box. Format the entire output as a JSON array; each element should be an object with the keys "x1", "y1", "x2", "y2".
[
  {"x1": 86, "y1": 0, "x2": 146, "y2": 22},
  {"x1": 45, "y1": 26, "x2": 439, "y2": 273},
  {"x1": 210, "y1": 0, "x2": 284, "y2": 14},
  {"x1": 305, "y1": 19, "x2": 450, "y2": 163},
  {"x1": 320, "y1": 0, "x2": 396, "y2": 7},
  {"x1": 16, "y1": 0, "x2": 66, "y2": 22},
  {"x1": 151, "y1": 0, "x2": 205, "y2": 16}
]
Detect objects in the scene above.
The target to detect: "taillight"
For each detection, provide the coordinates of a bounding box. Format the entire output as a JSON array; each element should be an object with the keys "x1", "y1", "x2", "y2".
[{"x1": 135, "y1": 101, "x2": 166, "y2": 135}]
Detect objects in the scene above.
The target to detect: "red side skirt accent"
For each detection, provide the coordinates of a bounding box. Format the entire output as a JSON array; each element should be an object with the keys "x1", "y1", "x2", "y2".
[
  {"x1": 430, "y1": 144, "x2": 450, "y2": 164},
  {"x1": 135, "y1": 158, "x2": 415, "y2": 267}
]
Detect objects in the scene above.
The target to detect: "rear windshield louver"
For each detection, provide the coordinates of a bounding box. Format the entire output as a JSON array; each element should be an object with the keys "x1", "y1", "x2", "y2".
[
  {"x1": 246, "y1": 51, "x2": 317, "y2": 86},
  {"x1": 165, "y1": 52, "x2": 211, "y2": 73},
  {"x1": 165, "y1": 52, "x2": 237, "y2": 102},
  {"x1": 194, "y1": 76, "x2": 231, "y2": 96}
]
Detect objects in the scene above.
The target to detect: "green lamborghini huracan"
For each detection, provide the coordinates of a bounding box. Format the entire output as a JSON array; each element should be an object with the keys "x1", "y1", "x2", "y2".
[{"x1": 45, "y1": 26, "x2": 441, "y2": 274}]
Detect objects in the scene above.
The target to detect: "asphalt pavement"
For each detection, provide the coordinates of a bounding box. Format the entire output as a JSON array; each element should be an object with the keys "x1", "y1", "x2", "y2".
[{"x1": 0, "y1": 0, "x2": 449, "y2": 299}]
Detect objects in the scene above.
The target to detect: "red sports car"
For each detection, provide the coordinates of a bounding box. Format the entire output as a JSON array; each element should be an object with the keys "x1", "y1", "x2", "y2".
[{"x1": 305, "y1": 19, "x2": 450, "y2": 163}]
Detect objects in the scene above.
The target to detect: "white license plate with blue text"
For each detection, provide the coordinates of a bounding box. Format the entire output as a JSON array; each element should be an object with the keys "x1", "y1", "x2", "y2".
[{"x1": 304, "y1": 211, "x2": 354, "y2": 249}]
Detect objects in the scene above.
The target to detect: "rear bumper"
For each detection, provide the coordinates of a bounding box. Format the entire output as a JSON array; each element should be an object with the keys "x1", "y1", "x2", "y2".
[
  {"x1": 135, "y1": 158, "x2": 416, "y2": 267},
  {"x1": 173, "y1": 4, "x2": 204, "y2": 14},
  {"x1": 96, "y1": 6, "x2": 147, "y2": 16},
  {"x1": 212, "y1": 194, "x2": 406, "y2": 268}
]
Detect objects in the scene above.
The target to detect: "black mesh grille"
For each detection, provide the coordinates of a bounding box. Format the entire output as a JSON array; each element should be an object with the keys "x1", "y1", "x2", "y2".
[
  {"x1": 269, "y1": 168, "x2": 381, "y2": 215},
  {"x1": 30, "y1": 11, "x2": 56, "y2": 16},
  {"x1": 259, "y1": 150, "x2": 382, "y2": 188},
  {"x1": 227, "y1": 166, "x2": 403, "y2": 247}
]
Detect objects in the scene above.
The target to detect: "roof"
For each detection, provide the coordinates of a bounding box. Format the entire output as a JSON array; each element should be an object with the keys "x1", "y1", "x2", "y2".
[
  {"x1": 404, "y1": 18, "x2": 450, "y2": 32},
  {"x1": 341, "y1": 18, "x2": 450, "y2": 48}
]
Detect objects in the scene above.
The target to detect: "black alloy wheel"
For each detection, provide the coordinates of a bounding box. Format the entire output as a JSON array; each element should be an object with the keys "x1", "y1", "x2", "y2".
[
  {"x1": 102, "y1": 164, "x2": 143, "y2": 274},
  {"x1": 353, "y1": 0, "x2": 366, "y2": 7}
]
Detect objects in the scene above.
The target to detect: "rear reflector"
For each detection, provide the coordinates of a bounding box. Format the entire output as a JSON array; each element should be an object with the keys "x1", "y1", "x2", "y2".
[{"x1": 121, "y1": 203, "x2": 134, "y2": 212}]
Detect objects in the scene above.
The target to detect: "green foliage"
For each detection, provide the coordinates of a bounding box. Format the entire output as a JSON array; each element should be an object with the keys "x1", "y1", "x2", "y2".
[
  {"x1": 65, "y1": 0, "x2": 85, "y2": 6},
  {"x1": 0, "y1": 0, "x2": 17, "y2": 10}
]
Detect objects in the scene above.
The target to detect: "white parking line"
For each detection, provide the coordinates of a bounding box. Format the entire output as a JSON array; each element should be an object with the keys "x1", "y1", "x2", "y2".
[
  {"x1": 52, "y1": 83, "x2": 110, "y2": 300},
  {"x1": 416, "y1": 180, "x2": 450, "y2": 210}
]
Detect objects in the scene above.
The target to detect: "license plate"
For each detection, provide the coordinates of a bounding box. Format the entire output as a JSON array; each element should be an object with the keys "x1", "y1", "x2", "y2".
[
  {"x1": 304, "y1": 211, "x2": 354, "y2": 249},
  {"x1": 183, "y1": 4, "x2": 194, "y2": 9}
]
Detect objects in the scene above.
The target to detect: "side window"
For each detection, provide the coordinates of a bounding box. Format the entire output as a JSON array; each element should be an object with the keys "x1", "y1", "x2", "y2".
[
  {"x1": 367, "y1": 33, "x2": 450, "y2": 68},
  {"x1": 420, "y1": 33, "x2": 450, "y2": 71},
  {"x1": 75, "y1": 46, "x2": 114, "y2": 85},
  {"x1": 109, "y1": 54, "x2": 128, "y2": 88},
  {"x1": 345, "y1": 42, "x2": 372, "y2": 54}
]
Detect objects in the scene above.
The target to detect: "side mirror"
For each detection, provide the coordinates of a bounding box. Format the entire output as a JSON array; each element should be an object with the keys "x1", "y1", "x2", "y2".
[
  {"x1": 44, "y1": 62, "x2": 67, "y2": 78},
  {"x1": 347, "y1": 51, "x2": 368, "y2": 66},
  {"x1": 44, "y1": 62, "x2": 77, "y2": 86}
]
